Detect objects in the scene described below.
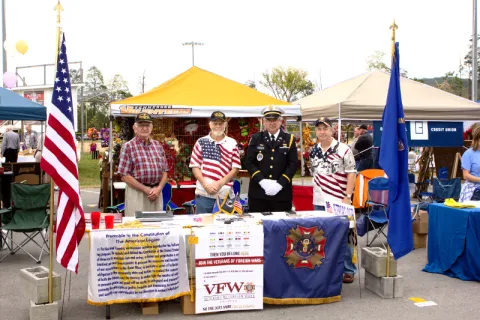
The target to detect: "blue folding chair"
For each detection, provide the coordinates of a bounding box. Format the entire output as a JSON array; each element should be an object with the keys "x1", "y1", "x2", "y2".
[
  {"x1": 365, "y1": 177, "x2": 389, "y2": 247},
  {"x1": 162, "y1": 182, "x2": 183, "y2": 213}
]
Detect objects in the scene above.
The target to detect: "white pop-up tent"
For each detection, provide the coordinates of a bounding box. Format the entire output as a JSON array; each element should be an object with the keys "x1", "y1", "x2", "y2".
[{"x1": 297, "y1": 70, "x2": 480, "y2": 121}]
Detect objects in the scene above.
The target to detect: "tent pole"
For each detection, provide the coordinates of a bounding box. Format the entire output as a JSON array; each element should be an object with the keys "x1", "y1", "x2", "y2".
[
  {"x1": 299, "y1": 118, "x2": 304, "y2": 186},
  {"x1": 109, "y1": 115, "x2": 113, "y2": 208},
  {"x1": 338, "y1": 103, "x2": 341, "y2": 141}
]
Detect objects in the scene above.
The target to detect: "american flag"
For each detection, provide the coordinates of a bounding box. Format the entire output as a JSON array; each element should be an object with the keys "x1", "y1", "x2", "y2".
[
  {"x1": 40, "y1": 33, "x2": 85, "y2": 273},
  {"x1": 310, "y1": 145, "x2": 347, "y2": 201},
  {"x1": 234, "y1": 195, "x2": 243, "y2": 214},
  {"x1": 190, "y1": 138, "x2": 241, "y2": 187}
]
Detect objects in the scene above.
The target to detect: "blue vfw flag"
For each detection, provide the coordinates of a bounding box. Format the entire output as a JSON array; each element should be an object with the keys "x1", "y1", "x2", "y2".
[
  {"x1": 263, "y1": 217, "x2": 349, "y2": 304},
  {"x1": 379, "y1": 42, "x2": 414, "y2": 259}
]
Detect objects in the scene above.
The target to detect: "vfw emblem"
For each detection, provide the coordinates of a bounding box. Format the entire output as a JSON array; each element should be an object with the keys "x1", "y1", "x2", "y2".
[{"x1": 284, "y1": 226, "x2": 326, "y2": 269}]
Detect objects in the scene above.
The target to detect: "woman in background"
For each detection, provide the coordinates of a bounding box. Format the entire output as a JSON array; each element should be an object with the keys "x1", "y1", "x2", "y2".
[{"x1": 459, "y1": 126, "x2": 480, "y2": 202}]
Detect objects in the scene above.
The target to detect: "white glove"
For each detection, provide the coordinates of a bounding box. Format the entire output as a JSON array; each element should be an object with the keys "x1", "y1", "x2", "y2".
[
  {"x1": 265, "y1": 182, "x2": 283, "y2": 196},
  {"x1": 259, "y1": 179, "x2": 274, "y2": 191}
]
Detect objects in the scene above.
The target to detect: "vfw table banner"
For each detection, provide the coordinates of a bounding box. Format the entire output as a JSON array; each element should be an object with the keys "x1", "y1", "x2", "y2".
[
  {"x1": 195, "y1": 224, "x2": 264, "y2": 313},
  {"x1": 263, "y1": 217, "x2": 349, "y2": 304},
  {"x1": 88, "y1": 228, "x2": 189, "y2": 305}
]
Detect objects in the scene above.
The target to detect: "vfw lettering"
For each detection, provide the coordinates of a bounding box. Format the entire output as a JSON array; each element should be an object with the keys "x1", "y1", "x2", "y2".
[{"x1": 204, "y1": 282, "x2": 244, "y2": 295}]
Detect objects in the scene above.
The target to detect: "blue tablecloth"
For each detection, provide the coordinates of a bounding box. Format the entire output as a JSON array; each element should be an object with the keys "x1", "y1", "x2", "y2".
[{"x1": 423, "y1": 203, "x2": 480, "y2": 281}]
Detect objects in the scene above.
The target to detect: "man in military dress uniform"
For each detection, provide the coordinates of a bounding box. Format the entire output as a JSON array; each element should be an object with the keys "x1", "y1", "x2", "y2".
[{"x1": 246, "y1": 106, "x2": 298, "y2": 212}]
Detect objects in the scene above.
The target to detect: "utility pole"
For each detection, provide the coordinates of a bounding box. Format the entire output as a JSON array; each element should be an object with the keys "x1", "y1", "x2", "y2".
[
  {"x1": 1, "y1": 0, "x2": 7, "y2": 79},
  {"x1": 473, "y1": 0, "x2": 478, "y2": 101},
  {"x1": 182, "y1": 41, "x2": 203, "y2": 66}
]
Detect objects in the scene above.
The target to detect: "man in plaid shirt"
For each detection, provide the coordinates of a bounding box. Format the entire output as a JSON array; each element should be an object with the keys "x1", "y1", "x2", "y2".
[{"x1": 118, "y1": 112, "x2": 169, "y2": 216}]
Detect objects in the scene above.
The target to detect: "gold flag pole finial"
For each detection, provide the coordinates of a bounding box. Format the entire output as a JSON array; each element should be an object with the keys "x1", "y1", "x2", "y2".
[
  {"x1": 54, "y1": 0, "x2": 64, "y2": 25},
  {"x1": 389, "y1": 20, "x2": 398, "y2": 56}
]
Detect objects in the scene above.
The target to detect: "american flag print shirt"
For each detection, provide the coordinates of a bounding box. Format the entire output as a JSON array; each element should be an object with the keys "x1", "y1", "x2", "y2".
[
  {"x1": 309, "y1": 139, "x2": 356, "y2": 205},
  {"x1": 189, "y1": 135, "x2": 242, "y2": 198},
  {"x1": 117, "y1": 136, "x2": 169, "y2": 185}
]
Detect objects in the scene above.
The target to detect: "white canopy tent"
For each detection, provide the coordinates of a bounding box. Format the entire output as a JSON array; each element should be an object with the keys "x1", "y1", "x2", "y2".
[{"x1": 297, "y1": 70, "x2": 480, "y2": 121}]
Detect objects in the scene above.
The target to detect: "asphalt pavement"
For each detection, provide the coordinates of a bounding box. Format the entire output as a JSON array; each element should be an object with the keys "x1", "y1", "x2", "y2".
[{"x1": 0, "y1": 188, "x2": 478, "y2": 320}]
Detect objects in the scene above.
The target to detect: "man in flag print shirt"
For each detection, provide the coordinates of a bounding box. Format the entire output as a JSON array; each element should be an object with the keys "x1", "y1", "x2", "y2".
[
  {"x1": 309, "y1": 116, "x2": 357, "y2": 283},
  {"x1": 189, "y1": 111, "x2": 242, "y2": 214}
]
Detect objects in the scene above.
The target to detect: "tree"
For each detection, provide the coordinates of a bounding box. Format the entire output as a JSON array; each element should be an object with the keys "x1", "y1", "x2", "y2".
[
  {"x1": 260, "y1": 67, "x2": 315, "y2": 102},
  {"x1": 84, "y1": 66, "x2": 109, "y2": 129},
  {"x1": 436, "y1": 71, "x2": 466, "y2": 98},
  {"x1": 366, "y1": 50, "x2": 408, "y2": 77},
  {"x1": 69, "y1": 69, "x2": 83, "y2": 84},
  {"x1": 463, "y1": 36, "x2": 480, "y2": 100},
  {"x1": 245, "y1": 80, "x2": 256, "y2": 89},
  {"x1": 366, "y1": 51, "x2": 390, "y2": 73},
  {"x1": 107, "y1": 74, "x2": 132, "y2": 102}
]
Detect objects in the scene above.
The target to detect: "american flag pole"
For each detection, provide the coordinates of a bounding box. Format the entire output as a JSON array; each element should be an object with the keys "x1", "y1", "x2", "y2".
[{"x1": 48, "y1": 0, "x2": 64, "y2": 304}]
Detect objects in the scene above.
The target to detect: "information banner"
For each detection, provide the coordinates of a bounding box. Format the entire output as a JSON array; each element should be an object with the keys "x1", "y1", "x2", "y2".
[
  {"x1": 195, "y1": 225, "x2": 264, "y2": 313},
  {"x1": 88, "y1": 228, "x2": 189, "y2": 305},
  {"x1": 373, "y1": 121, "x2": 464, "y2": 147}
]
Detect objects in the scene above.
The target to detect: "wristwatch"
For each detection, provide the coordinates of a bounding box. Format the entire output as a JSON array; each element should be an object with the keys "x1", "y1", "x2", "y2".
[{"x1": 345, "y1": 193, "x2": 352, "y2": 199}]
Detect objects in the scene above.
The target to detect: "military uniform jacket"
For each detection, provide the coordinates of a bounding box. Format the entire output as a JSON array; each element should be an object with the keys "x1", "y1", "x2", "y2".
[{"x1": 245, "y1": 130, "x2": 298, "y2": 201}]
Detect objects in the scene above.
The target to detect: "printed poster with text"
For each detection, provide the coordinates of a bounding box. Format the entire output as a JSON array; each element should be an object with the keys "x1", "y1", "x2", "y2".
[
  {"x1": 195, "y1": 224, "x2": 264, "y2": 313},
  {"x1": 88, "y1": 228, "x2": 189, "y2": 305}
]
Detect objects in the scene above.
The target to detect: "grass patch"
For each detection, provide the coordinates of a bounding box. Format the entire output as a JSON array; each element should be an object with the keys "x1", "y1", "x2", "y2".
[{"x1": 78, "y1": 152, "x2": 101, "y2": 188}]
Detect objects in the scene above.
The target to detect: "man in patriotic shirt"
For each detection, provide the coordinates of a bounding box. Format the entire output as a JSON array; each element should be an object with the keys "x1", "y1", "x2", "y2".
[
  {"x1": 309, "y1": 117, "x2": 357, "y2": 283},
  {"x1": 189, "y1": 111, "x2": 241, "y2": 213}
]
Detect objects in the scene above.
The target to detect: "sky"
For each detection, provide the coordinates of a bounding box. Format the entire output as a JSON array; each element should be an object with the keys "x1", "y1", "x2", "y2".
[{"x1": 1, "y1": 0, "x2": 477, "y2": 96}]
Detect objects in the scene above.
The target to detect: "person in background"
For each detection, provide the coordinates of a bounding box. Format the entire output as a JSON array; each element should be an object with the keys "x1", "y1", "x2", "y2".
[
  {"x1": 189, "y1": 111, "x2": 241, "y2": 214},
  {"x1": 309, "y1": 116, "x2": 357, "y2": 283},
  {"x1": 354, "y1": 124, "x2": 374, "y2": 171},
  {"x1": 117, "y1": 113, "x2": 169, "y2": 217},
  {"x1": 246, "y1": 106, "x2": 298, "y2": 212},
  {"x1": 24, "y1": 124, "x2": 39, "y2": 150},
  {"x1": 459, "y1": 126, "x2": 480, "y2": 202},
  {"x1": 1, "y1": 125, "x2": 20, "y2": 163},
  {"x1": 351, "y1": 126, "x2": 361, "y2": 155}
]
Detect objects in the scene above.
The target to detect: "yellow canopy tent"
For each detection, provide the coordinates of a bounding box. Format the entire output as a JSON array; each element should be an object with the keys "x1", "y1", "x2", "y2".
[{"x1": 111, "y1": 66, "x2": 299, "y2": 117}]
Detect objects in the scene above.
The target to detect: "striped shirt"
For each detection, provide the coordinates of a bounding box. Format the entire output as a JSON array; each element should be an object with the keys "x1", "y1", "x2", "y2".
[
  {"x1": 309, "y1": 139, "x2": 356, "y2": 206},
  {"x1": 190, "y1": 134, "x2": 241, "y2": 198},
  {"x1": 117, "y1": 136, "x2": 169, "y2": 185}
]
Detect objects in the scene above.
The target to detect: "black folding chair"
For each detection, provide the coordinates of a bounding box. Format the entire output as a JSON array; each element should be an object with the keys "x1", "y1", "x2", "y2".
[{"x1": 0, "y1": 183, "x2": 51, "y2": 263}]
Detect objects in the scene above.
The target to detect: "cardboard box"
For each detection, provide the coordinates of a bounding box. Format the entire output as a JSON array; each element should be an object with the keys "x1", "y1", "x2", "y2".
[
  {"x1": 140, "y1": 302, "x2": 159, "y2": 315},
  {"x1": 412, "y1": 220, "x2": 428, "y2": 234},
  {"x1": 180, "y1": 293, "x2": 196, "y2": 315},
  {"x1": 418, "y1": 210, "x2": 429, "y2": 222},
  {"x1": 413, "y1": 233, "x2": 427, "y2": 249},
  {"x1": 412, "y1": 209, "x2": 429, "y2": 234}
]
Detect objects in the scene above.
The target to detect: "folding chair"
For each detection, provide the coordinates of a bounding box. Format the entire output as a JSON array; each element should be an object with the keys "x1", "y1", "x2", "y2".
[
  {"x1": 0, "y1": 183, "x2": 51, "y2": 263},
  {"x1": 365, "y1": 177, "x2": 389, "y2": 247},
  {"x1": 162, "y1": 182, "x2": 183, "y2": 213}
]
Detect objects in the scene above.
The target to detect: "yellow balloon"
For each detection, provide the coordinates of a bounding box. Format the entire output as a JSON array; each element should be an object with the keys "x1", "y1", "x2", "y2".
[{"x1": 16, "y1": 40, "x2": 28, "y2": 55}]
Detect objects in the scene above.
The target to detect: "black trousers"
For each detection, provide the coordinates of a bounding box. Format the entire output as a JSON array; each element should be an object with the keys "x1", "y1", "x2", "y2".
[
  {"x1": 4, "y1": 148, "x2": 18, "y2": 163},
  {"x1": 248, "y1": 198, "x2": 292, "y2": 213}
]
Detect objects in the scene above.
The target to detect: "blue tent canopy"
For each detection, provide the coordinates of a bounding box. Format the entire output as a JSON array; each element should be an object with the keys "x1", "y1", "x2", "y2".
[{"x1": 0, "y1": 87, "x2": 46, "y2": 121}]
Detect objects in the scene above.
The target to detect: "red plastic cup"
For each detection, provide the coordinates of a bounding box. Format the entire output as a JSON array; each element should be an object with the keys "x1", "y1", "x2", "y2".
[
  {"x1": 105, "y1": 215, "x2": 115, "y2": 229},
  {"x1": 90, "y1": 212, "x2": 101, "y2": 230}
]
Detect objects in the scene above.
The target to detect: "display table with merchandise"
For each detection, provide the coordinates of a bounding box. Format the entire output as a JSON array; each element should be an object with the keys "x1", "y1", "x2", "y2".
[{"x1": 85, "y1": 211, "x2": 353, "y2": 317}]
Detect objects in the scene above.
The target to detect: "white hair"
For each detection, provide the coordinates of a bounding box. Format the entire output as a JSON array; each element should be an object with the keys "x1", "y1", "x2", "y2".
[{"x1": 5, "y1": 125, "x2": 13, "y2": 131}]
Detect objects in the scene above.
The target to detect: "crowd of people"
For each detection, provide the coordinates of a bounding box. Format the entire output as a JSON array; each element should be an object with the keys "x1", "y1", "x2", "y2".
[{"x1": 116, "y1": 108, "x2": 372, "y2": 284}]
